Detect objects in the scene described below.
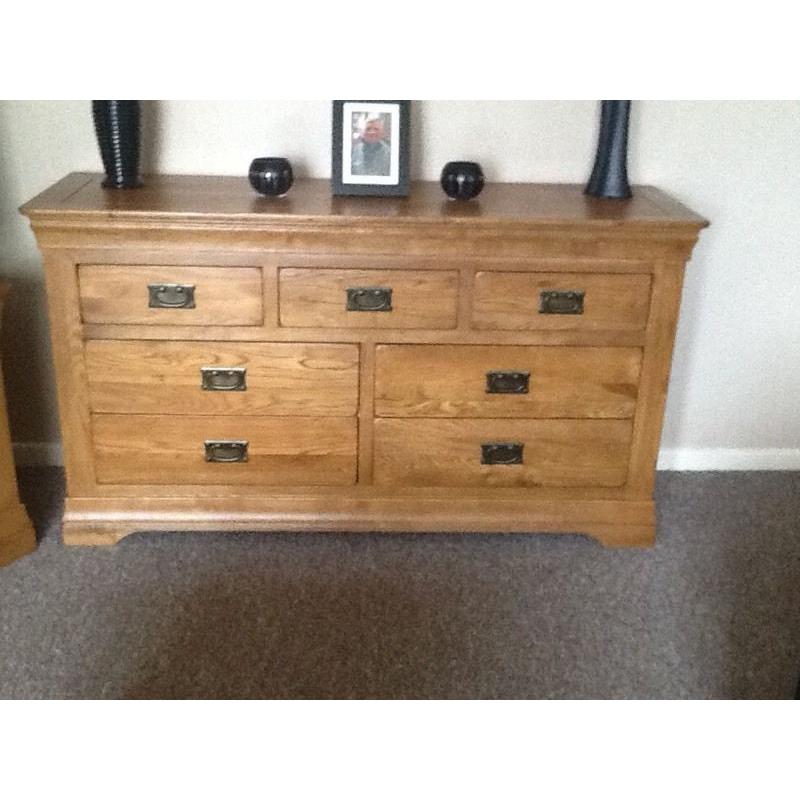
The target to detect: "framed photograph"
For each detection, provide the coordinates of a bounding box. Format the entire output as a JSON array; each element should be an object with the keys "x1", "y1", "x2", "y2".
[{"x1": 332, "y1": 100, "x2": 410, "y2": 197}]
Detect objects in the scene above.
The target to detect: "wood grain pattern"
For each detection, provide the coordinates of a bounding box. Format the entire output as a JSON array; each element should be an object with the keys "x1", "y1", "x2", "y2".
[
  {"x1": 625, "y1": 259, "x2": 690, "y2": 493},
  {"x1": 86, "y1": 340, "x2": 359, "y2": 416},
  {"x1": 92, "y1": 414, "x2": 357, "y2": 486},
  {"x1": 375, "y1": 344, "x2": 642, "y2": 418},
  {"x1": 279, "y1": 268, "x2": 458, "y2": 329},
  {"x1": 0, "y1": 505, "x2": 38, "y2": 566},
  {"x1": 21, "y1": 174, "x2": 708, "y2": 229},
  {"x1": 21, "y1": 177, "x2": 706, "y2": 263},
  {"x1": 357, "y1": 340, "x2": 377, "y2": 484},
  {"x1": 81, "y1": 322, "x2": 648, "y2": 348},
  {"x1": 20, "y1": 174, "x2": 707, "y2": 547},
  {"x1": 40, "y1": 254, "x2": 98, "y2": 494},
  {"x1": 374, "y1": 418, "x2": 633, "y2": 488},
  {"x1": 0, "y1": 283, "x2": 36, "y2": 566},
  {"x1": 78, "y1": 265, "x2": 263, "y2": 326},
  {"x1": 60, "y1": 494, "x2": 656, "y2": 547},
  {"x1": 473, "y1": 272, "x2": 652, "y2": 331}
]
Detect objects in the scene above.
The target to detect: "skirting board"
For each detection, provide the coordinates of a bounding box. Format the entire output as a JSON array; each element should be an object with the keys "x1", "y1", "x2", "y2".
[
  {"x1": 657, "y1": 448, "x2": 800, "y2": 471},
  {"x1": 12, "y1": 441, "x2": 800, "y2": 472}
]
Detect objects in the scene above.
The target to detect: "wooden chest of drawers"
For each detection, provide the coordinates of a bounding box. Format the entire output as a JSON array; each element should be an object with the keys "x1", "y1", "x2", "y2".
[{"x1": 21, "y1": 174, "x2": 706, "y2": 547}]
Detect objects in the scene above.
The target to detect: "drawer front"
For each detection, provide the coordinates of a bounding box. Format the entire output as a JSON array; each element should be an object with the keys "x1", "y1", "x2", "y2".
[
  {"x1": 375, "y1": 345, "x2": 641, "y2": 418},
  {"x1": 472, "y1": 272, "x2": 651, "y2": 331},
  {"x1": 279, "y1": 268, "x2": 458, "y2": 329},
  {"x1": 78, "y1": 265, "x2": 263, "y2": 326},
  {"x1": 374, "y1": 418, "x2": 632, "y2": 488},
  {"x1": 92, "y1": 415, "x2": 356, "y2": 485},
  {"x1": 86, "y1": 341, "x2": 359, "y2": 416}
]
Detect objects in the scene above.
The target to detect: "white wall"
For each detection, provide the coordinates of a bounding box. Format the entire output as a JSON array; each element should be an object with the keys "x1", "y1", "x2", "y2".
[{"x1": 1, "y1": 100, "x2": 798, "y2": 468}]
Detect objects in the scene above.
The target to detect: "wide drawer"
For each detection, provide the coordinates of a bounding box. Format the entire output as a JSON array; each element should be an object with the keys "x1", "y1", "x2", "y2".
[
  {"x1": 375, "y1": 345, "x2": 641, "y2": 418},
  {"x1": 85, "y1": 341, "x2": 359, "y2": 416},
  {"x1": 279, "y1": 268, "x2": 458, "y2": 329},
  {"x1": 472, "y1": 272, "x2": 651, "y2": 331},
  {"x1": 78, "y1": 265, "x2": 263, "y2": 326},
  {"x1": 92, "y1": 415, "x2": 357, "y2": 485},
  {"x1": 374, "y1": 418, "x2": 632, "y2": 488}
]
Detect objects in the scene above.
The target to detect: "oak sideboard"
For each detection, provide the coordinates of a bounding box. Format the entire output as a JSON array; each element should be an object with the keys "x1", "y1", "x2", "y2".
[{"x1": 21, "y1": 173, "x2": 706, "y2": 547}]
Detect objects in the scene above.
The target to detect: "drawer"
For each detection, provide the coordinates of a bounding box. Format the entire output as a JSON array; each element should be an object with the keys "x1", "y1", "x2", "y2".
[
  {"x1": 472, "y1": 272, "x2": 651, "y2": 331},
  {"x1": 78, "y1": 265, "x2": 263, "y2": 326},
  {"x1": 374, "y1": 418, "x2": 632, "y2": 488},
  {"x1": 92, "y1": 415, "x2": 357, "y2": 485},
  {"x1": 375, "y1": 345, "x2": 641, "y2": 418},
  {"x1": 279, "y1": 268, "x2": 458, "y2": 329},
  {"x1": 86, "y1": 341, "x2": 359, "y2": 416}
]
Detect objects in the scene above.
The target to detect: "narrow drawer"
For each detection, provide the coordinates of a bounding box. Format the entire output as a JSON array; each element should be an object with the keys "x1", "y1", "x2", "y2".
[
  {"x1": 374, "y1": 418, "x2": 632, "y2": 488},
  {"x1": 86, "y1": 341, "x2": 359, "y2": 416},
  {"x1": 92, "y1": 415, "x2": 357, "y2": 485},
  {"x1": 472, "y1": 272, "x2": 651, "y2": 331},
  {"x1": 78, "y1": 265, "x2": 263, "y2": 326},
  {"x1": 279, "y1": 268, "x2": 458, "y2": 329},
  {"x1": 375, "y1": 345, "x2": 641, "y2": 418}
]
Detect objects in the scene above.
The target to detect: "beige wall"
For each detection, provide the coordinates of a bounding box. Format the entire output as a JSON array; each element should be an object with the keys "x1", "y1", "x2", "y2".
[{"x1": 1, "y1": 100, "x2": 798, "y2": 467}]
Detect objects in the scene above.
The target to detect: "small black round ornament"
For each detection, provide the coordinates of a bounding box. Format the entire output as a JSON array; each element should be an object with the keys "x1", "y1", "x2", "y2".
[
  {"x1": 440, "y1": 161, "x2": 484, "y2": 200},
  {"x1": 248, "y1": 157, "x2": 294, "y2": 196}
]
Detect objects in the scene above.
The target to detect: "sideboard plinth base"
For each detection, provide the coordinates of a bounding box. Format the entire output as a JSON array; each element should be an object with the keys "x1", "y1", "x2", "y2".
[{"x1": 62, "y1": 496, "x2": 656, "y2": 549}]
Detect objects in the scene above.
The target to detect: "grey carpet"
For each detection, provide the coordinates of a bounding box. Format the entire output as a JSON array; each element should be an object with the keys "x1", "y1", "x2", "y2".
[{"x1": 1, "y1": 467, "x2": 798, "y2": 699}]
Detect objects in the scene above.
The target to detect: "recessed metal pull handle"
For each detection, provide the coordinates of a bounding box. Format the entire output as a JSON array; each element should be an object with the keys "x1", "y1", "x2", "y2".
[
  {"x1": 346, "y1": 286, "x2": 392, "y2": 312},
  {"x1": 201, "y1": 367, "x2": 247, "y2": 391},
  {"x1": 539, "y1": 290, "x2": 584, "y2": 315},
  {"x1": 148, "y1": 283, "x2": 196, "y2": 309},
  {"x1": 481, "y1": 442, "x2": 524, "y2": 465},
  {"x1": 486, "y1": 371, "x2": 530, "y2": 394},
  {"x1": 204, "y1": 440, "x2": 248, "y2": 463}
]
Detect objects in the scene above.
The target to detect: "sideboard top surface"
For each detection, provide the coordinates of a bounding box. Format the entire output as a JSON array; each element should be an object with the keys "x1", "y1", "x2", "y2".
[{"x1": 21, "y1": 173, "x2": 708, "y2": 233}]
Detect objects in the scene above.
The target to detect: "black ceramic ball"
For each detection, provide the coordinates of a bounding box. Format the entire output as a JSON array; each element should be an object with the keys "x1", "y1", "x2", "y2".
[
  {"x1": 249, "y1": 157, "x2": 294, "y2": 196},
  {"x1": 440, "y1": 161, "x2": 484, "y2": 200}
]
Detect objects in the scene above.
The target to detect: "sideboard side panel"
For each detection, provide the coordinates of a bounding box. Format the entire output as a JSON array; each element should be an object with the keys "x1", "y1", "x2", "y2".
[
  {"x1": 40, "y1": 249, "x2": 97, "y2": 494},
  {"x1": 626, "y1": 256, "x2": 689, "y2": 495}
]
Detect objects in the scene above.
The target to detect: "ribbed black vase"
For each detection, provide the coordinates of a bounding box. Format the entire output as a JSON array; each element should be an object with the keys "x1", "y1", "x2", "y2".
[
  {"x1": 585, "y1": 100, "x2": 632, "y2": 199},
  {"x1": 92, "y1": 100, "x2": 142, "y2": 189}
]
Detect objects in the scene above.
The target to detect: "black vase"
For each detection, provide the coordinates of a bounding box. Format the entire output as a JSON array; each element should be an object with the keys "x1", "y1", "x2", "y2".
[
  {"x1": 92, "y1": 100, "x2": 142, "y2": 189},
  {"x1": 585, "y1": 100, "x2": 632, "y2": 199},
  {"x1": 249, "y1": 157, "x2": 294, "y2": 196},
  {"x1": 440, "y1": 161, "x2": 485, "y2": 200}
]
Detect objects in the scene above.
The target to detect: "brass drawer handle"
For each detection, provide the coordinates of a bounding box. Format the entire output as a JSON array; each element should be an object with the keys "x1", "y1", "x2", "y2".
[
  {"x1": 346, "y1": 286, "x2": 393, "y2": 312},
  {"x1": 204, "y1": 440, "x2": 248, "y2": 463},
  {"x1": 539, "y1": 290, "x2": 584, "y2": 315},
  {"x1": 486, "y1": 371, "x2": 530, "y2": 394},
  {"x1": 148, "y1": 283, "x2": 196, "y2": 309},
  {"x1": 481, "y1": 442, "x2": 524, "y2": 465},
  {"x1": 201, "y1": 367, "x2": 247, "y2": 392}
]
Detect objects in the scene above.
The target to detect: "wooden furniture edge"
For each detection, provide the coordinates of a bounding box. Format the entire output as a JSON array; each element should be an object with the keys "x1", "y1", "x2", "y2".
[
  {"x1": 18, "y1": 172, "x2": 95, "y2": 216},
  {"x1": 635, "y1": 185, "x2": 710, "y2": 228},
  {"x1": 20, "y1": 173, "x2": 709, "y2": 235},
  {"x1": 0, "y1": 503, "x2": 37, "y2": 567},
  {"x1": 0, "y1": 281, "x2": 37, "y2": 566},
  {"x1": 62, "y1": 496, "x2": 656, "y2": 549}
]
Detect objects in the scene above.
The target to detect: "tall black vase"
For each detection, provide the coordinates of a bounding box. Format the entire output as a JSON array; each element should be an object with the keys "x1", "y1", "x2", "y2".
[
  {"x1": 585, "y1": 100, "x2": 632, "y2": 199},
  {"x1": 92, "y1": 100, "x2": 142, "y2": 188}
]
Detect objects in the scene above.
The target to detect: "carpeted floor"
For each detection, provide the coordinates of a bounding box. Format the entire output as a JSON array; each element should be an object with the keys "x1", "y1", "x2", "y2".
[{"x1": 1, "y1": 467, "x2": 798, "y2": 699}]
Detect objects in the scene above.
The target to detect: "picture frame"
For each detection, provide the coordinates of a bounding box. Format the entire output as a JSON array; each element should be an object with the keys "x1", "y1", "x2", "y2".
[{"x1": 331, "y1": 100, "x2": 410, "y2": 197}]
